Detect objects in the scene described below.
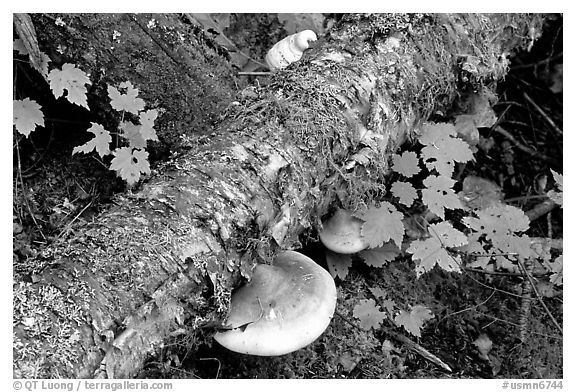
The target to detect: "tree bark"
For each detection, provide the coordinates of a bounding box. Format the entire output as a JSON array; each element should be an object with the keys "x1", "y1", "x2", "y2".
[{"x1": 13, "y1": 13, "x2": 544, "y2": 378}]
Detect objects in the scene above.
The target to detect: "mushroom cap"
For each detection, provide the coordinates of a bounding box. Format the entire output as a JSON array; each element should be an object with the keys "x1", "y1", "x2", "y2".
[
  {"x1": 214, "y1": 251, "x2": 336, "y2": 356},
  {"x1": 319, "y1": 209, "x2": 368, "y2": 254}
]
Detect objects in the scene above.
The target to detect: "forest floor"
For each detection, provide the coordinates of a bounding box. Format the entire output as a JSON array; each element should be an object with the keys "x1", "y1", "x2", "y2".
[{"x1": 13, "y1": 14, "x2": 563, "y2": 379}]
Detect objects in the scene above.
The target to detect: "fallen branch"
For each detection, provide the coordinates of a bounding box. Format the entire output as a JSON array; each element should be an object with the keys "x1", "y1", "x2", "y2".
[{"x1": 335, "y1": 310, "x2": 452, "y2": 373}]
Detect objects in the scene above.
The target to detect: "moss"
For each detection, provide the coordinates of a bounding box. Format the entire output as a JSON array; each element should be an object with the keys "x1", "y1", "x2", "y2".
[{"x1": 13, "y1": 279, "x2": 94, "y2": 378}]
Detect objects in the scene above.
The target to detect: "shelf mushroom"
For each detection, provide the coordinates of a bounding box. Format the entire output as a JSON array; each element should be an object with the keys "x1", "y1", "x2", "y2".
[
  {"x1": 319, "y1": 209, "x2": 368, "y2": 254},
  {"x1": 214, "y1": 251, "x2": 336, "y2": 356}
]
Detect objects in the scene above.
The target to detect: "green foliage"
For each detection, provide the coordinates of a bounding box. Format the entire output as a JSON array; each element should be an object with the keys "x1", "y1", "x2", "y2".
[
  {"x1": 353, "y1": 299, "x2": 387, "y2": 330},
  {"x1": 358, "y1": 202, "x2": 405, "y2": 249},
  {"x1": 47, "y1": 63, "x2": 91, "y2": 108},
  {"x1": 393, "y1": 305, "x2": 434, "y2": 338},
  {"x1": 13, "y1": 42, "x2": 160, "y2": 187},
  {"x1": 407, "y1": 222, "x2": 467, "y2": 277},
  {"x1": 421, "y1": 175, "x2": 463, "y2": 219},
  {"x1": 547, "y1": 169, "x2": 563, "y2": 207},
  {"x1": 358, "y1": 243, "x2": 400, "y2": 268},
  {"x1": 13, "y1": 98, "x2": 44, "y2": 137},
  {"x1": 419, "y1": 122, "x2": 474, "y2": 177}
]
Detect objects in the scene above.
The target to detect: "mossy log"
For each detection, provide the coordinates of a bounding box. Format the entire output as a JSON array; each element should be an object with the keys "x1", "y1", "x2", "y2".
[{"x1": 13, "y1": 13, "x2": 544, "y2": 378}]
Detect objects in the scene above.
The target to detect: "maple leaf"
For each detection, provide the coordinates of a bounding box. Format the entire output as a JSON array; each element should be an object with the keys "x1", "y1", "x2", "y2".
[
  {"x1": 381, "y1": 299, "x2": 396, "y2": 317},
  {"x1": 369, "y1": 287, "x2": 387, "y2": 299},
  {"x1": 547, "y1": 255, "x2": 563, "y2": 286},
  {"x1": 427, "y1": 221, "x2": 468, "y2": 248},
  {"x1": 359, "y1": 242, "x2": 400, "y2": 268},
  {"x1": 110, "y1": 147, "x2": 150, "y2": 186},
  {"x1": 13, "y1": 39, "x2": 28, "y2": 55},
  {"x1": 473, "y1": 333, "x2": 493, "y2": 360},
  {"x1": 13, "y1": 98, "x2": 44, "y2": 137},
  {"x1": 419, "y1": 122, "x2": 474, "y2": 177},
  {"x1": 391, "y1": 180, "x2": 418, "y2": 207},
  {"x1": 547, "y1": 169, "x2": 563, "y2": 207},
  {"x1": 359, "y1": 202, "x2": 405, "y2": 249},
  {"x1": 421, "y1": 175, "x2": 463, "y2": 219},
  {"x1": 393, "y1": 305, "x2": 434, "y2": 337},
  {"x1": 326, "y1": 251, "x2": 352, "y2": 280},
  {"x1": 407, "y1": 222, "x2": 467, "y2": 277},
  {"x1": 120, "y1": 121, "x2": 147, "y2": 149},
  {"x1": 462, "y1": 205, "x2": 530, "y2": 238},
  {"x1": 48, "y1": 63, "x2": 91, "y2": 108},
  {"x1": 139, "y1": 109, "x2": 159, "y2": 141},
  {"x1": 408, "y1": 238, "x2": 455, "y2": 277},
  {"x1": 353, "y1": 299, "x2": 387, "y2": 330},
  {"x1": 72, "y1": 123, "x2": 111, "y2": 158},
  {"x1": 108, "y1": 81, "x2": 145, "y2": 114},
  {"x1": 392, "y1": 151, "x2": 420, "y2": 177}
]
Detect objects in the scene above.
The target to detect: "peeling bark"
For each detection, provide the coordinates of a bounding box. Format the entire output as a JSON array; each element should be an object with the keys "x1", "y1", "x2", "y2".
[{"x1": 13, "y1": 13, "x2": 545, "y2": 378}]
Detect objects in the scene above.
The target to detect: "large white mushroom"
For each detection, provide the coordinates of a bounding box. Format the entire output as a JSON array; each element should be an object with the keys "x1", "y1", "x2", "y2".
[{"x1": 214, "y1": 251, "x2": 336, "y2": 356}]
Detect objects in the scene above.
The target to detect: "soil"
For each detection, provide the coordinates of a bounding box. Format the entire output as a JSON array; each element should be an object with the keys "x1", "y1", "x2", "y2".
[{"x1": 13, "y1": 14, "x2": 562, "y2": 379}]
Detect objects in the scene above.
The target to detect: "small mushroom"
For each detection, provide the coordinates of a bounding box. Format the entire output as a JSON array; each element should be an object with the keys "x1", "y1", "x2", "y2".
[
  {"x1": 214, "y1": 250, "x2": 336, "y2": 356},
  {"x1": 265, "y1": 30, "x2": 318, "y2": 70},
  {"x1": 319, "y1": 209, "x2": 368, "y2": 254}
]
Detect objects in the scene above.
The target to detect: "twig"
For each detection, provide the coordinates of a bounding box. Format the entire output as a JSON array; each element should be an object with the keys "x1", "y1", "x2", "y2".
[
  {"x1": 14, "y1": 134, "x2": 47, "y2": 241},
  {"x1": 184, "y1": 14, "x2": 268, "y2": 69},
  {"x1": 334, "y1": 310, "x2": 452, "y2": 372},
  {"x1": 529, "y1": 237, "x2": 562, "y2": 250},
  {"x1": 509, "y1": 52, "x2": 562, "y2": 70},
  {"x1": 525, "y1": 199, "x2": 558, "y2": 222},
  {"x1": 237, "y1": 71, "x2": 271, "y2": 76},
  {"x1": 523, "y1": 92, "x2": 563, "y2": 136},
  {"x1": 56, "y1": 200, "x2": 94, "y2": 240},
  {"x1": 494, "y1": 126, "x2": 557, "y2": 165},
  {"x1": 127, "y1": 15, "x2": 200, "y2": 81},
  {"x1": 517, "y1": 258, "x2": 563, "y2": 336},
  {"x1": 199, "y1": 358, "x2": 221, "y2": 379}
]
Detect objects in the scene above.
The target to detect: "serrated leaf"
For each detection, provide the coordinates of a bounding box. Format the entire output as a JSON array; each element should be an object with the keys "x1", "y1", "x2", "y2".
[
  {"x1": 391, "y1": 180, "x2": 418, "y2": 207},
  {"x1": 359, "y1": 202, "x2": 405, "y2": 249},
  {"x1": 369, "y1": 287, "x2": 387, "y2": 299},
  {"x1": 353, "y1": 299, "x2": 386, "y2": 330},
  {"x1": 72, "y1": 123, "x2": 111, "y2": 158},
  {"x1": 108, "y1": 81, "x2": 145, "y2": 114},
  {"x1": 381, "y1": 299, "x2": 396, "y2": 316},
  {"x1": 139, "y1": 109, "x2": 159, "y2": 141},
  {"x1": 427, "y1": 221, "x2": 468, "y2": 248},
  {"x1": 13, "y1": 39, "x2": 28, "y2": 55},
  {"x1": 392, "y1": 151, "x2": 420, "y2": 177},
  {"x1": 547, "y1": 169, "x2": 563, "y2": 207},
  {"x1": 121, "y1": 121, "x2": 147, "y2": 149},
  {"x1": 13, "y1": 98, "x2": 44, "y2": 137},
  {"x1": 110, "y1": 147, "x2": 150, "y2": 186},
  {"x1": 419, "y1": 122, "x2": 456, "y2": 145},
  {"x1": 462, "y1": 205, "x2": 530, "y2": 237},
  {"x1": 407, "y1": 237, "x2": 462, "y2": 277},
  {"x1": 548, "y1": 255, "x2": 563, "y2": 286},
  {"x1": 326, "y1": 251, "x2": 352, "y2": 280},
  {"x1": 359, "y1": 242, "x2": 400, "y2": 267},
  {"x1": 47, "y1": 63, "x2": 91, "y2": 108},
  {"x1": 393, "y1": 305, "x2": 434, "y2": 337},
  {"x1": 421, "y1": 175, "x2": 463, "y2": 219},
  {"x1": 419, "y1": 122, "x2": 474, "y2": 177},
  {"x1": 473, "y1": 333, "x2": 493, "y2": 360}
]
